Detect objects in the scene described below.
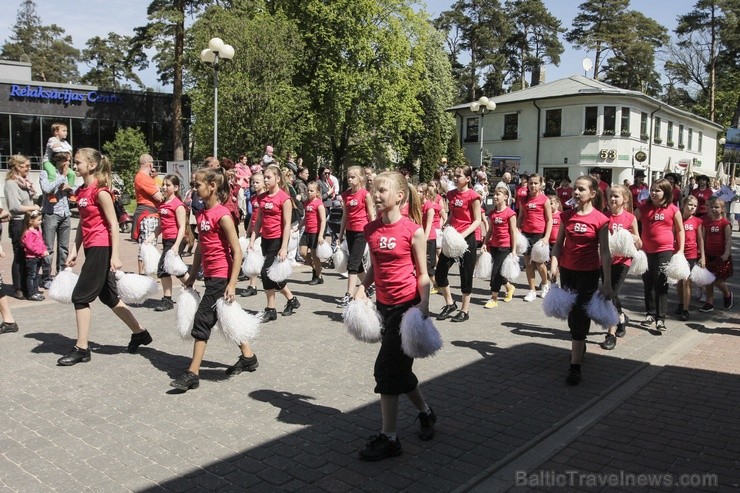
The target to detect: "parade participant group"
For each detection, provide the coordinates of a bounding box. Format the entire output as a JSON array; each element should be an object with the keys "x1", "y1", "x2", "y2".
[{"x1": 1, "y1": 127, "x2": 736, "y2": 461}]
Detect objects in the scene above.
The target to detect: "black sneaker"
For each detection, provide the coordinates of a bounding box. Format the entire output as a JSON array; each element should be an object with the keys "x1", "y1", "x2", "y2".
[
  {"x1": 724, "y1": 292, "x2": 734, "y2": 310},
  {"x1": 282, "y1": 297, "x2": 300, "y2": 316},
  {"x1": 358, "y1": 434, "x2": 402, "y2": 461},
  {"x1": 680, "y1": 310, "x2": 689, "y2": 321},
  {"x1": 640, "y1": 314, "x2": 655, "y2": 326},
  {"x1": 366, "y1": 285, "x2": 375, "y2": 298},
  {"x1": 436, "y1": 303, "x2": 458, "y2": 320},
  {"x1": 225, "y1": 354, "x2": 259, "y2": 376},
  {"x1": 656, "y1": 320, "x2": 667, "y2": 332},
  {"x1": 27, "y1": 293, "x2": 44, "y2": 301},
  {"x1": 261, "y1": 308, "x2": 277, "y2": 323},
  {"x1": 566, "y1": 364, "x2": 581, "y2": 385},
  {"x1": 602, "y1": 334, "x2": 617, "y2": 350},
  {"x1": 337, "y1": 292, "x2": 352, "y2": 307},
  {"x1": 450, "y1": 310, "x2": 469, "y2": 323},
  {"x1": 241, "y1": 286, "x2": 258, "y2": 297},
  {"x1": 615, "y1": 321, "x2": 627, "y2": 338},
  {"x1": 127, "y1": 330, "x2": 153, "y2": 353},
  {"x1": 417, "y1": 409, "x2": 437, "y2": 440},
  {"x1": 58, "y1": 346, "x2": 91, "y2": 366},
  {"x1": 154, "y1": 298, "x2": 174, "y2": 312},
  {"x1": 170, "y1": 371, "x2": 199, "y2": 391},
  {"x1": 0, "y1": 321, "x2": 19, "y2": 334},
  {"x1": 699, "y1": 303, "x2": 714, "y2": 313},
  {"x1": 308, "y1": 277, "x2": 324, "y2": 285}
]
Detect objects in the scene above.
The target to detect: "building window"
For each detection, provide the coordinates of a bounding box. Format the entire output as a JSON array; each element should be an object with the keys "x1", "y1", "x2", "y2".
[
  {"x1": 465, "y1": 117, "x2": 479, "y2": 142},
  {"x1": 503, "y1": 113, "x2": 518, "y2": 140},
  {"x1": 544, "y1": 109, "x2": 561, "y2": 137},
  {"x1": 688, "y1": 128, "x2": 693, "y2": 150},
  {"x1": 698, "y1": 132, "x2": 703, "y2": 152},
  {"x1": 620, "y1": 107, "x2": 630, "y2": 136},
  {"x1": 584, "y1": 106, "x2": 597, "y2": 135},
  {"x1": 640, "y1": 112, "x2": 648, "y2": 140},
  {"x1": 667, "y1": 122, "x2": 674, "y2": 145},
  {"x1": 678, "y1": 124, "x2": 684, "y2": 148},
  {"x1": 71, "y1": 118, "x2": 99, "y2": 152},
  {"x1": 603, "y1": 106, "x2": 616, "y2": 135},
  {"x1": 0, "y1": 114, "x2": 10, "y2": 159},
  {"x1": 10, "y1": 115, "x2": 42, "y2": 166},
  {"x1": 653, "y1": 117, "x2": 662, "y2": 143}
]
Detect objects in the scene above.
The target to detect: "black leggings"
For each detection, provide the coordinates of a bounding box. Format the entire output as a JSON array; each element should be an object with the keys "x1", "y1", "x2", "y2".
[
  {"x1": 435, "y1": 233, "x2": 476, "y2": 294},
  {"x1": 642, "y1": 251, "x2": 672, "y2": 321},
  {"x1": 610, "y1": 263, "x2": 630, "y2": 314},
  {"x1": 374, "y1": 297, "x2": 421, "y2": 395},
  {"x1": 489, "y1": 247, "x2": 510, "y2": 292},
  {"x1": 560, "y1": 267, "x2": 600, "y2": 341},
  {"x1": 426, "y1": 239, "x2": 437, "y2": 277},
  {"x1": 71, "y1": 247, "x2": 120, "y2": 310},
  {"x1": 191, "y1": 277, "x2": 227, "y2": 341}
]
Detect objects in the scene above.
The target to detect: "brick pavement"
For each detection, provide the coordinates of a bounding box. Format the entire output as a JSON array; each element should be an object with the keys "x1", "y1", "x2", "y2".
[{"x1": 0, "y1": 221, "x2": 737, "y2": 492}]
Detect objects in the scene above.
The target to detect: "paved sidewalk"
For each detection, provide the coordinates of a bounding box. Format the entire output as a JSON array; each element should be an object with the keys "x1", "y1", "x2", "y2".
[{"x1": 0, "y1": 224, "x2": 737, "y2": 492}]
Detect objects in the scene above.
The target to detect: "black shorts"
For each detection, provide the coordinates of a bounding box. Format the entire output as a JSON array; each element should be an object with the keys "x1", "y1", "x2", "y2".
[
  {"x1": 261, "y1": 237, "x2": 287, "y2": 291},
  {"x1": 71, "y1": 246, "x2": 120, "y2": 310},
  {"x1": 300, "y1": 232, "x2": 319, "y2": 250},
  {"x1": 191, "y1": 277, "x2": 228, "y2": 341},
  {"x1": 374, "y1": 297, "x2": 421, "y2": 395},
  {"x1": 346, "y1": 230, "x2": 366, "y2": 275},
  {"x1": 522, "y1": 232, "x2": 544, "y2": 257},
  {"x1": 157, "y1": 239, "x2": 176, "y2": 278}
]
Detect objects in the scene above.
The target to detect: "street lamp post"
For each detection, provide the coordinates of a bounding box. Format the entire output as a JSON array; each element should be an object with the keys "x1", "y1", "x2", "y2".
[
  {"x1": 200, "y1": 38, "x2": 235, "y2": 159},
  {"x1": 470, "y1": 96, "x2": 496, "y2": 169}
]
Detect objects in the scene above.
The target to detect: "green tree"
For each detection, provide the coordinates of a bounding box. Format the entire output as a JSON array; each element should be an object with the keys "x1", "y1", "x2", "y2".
[
  {"x1": 1, "y1": 0, "x2": 80, "y2": 82},
  {"x1": 103, "y1": 127, "x2": 150, "y2": 198},
  {"x1": 81, "y1": 33, "x2": 145, "y2": 89}
]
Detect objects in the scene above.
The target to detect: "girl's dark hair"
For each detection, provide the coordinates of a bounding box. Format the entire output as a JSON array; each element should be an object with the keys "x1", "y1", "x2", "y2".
[
  {"x1": 575, "y1": 175, "x2": 603, "y2": 211},
  {"x1": 195, "y1": 166, "x2": 230, "y2": 204},
  {"x1": 455, "y1": 165, "x2": 473, "y2": 179},
  {"x1": 164, "y1": 174, "x2": 182, "y2": 199},
  {"x1": 22, "y1": 210, "x2": 40, "y2": 234},
  {"x1": 221, "y1": 158, "x2": 235, "y2": 171},
  {"x1": 651, "y1": 178, "x2": 673, "y2": 207}
]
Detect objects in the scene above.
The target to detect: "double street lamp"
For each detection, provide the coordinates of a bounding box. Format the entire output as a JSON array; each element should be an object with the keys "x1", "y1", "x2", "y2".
[
  {"x1": 200, "y1": 37, "x2": 235, "y2": 159},
  {"x1": 470, "y1": 96, "x2": 496, "y2": 169}
]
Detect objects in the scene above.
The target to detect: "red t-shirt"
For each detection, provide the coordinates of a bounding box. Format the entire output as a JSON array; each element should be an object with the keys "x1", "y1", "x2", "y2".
[
  {"x1": 520, "y1": 193, "x2": 549, "y2": 234},
  {"x1": 487, "y1": 207, "x2": 516, "y2": 248},
  {"x1": 341, "y1": 188, "x2": 370, "y2": 232},
  {"x1": 197, "y1": 204, "x2": 233, "y2": 278},
  {"x1": 158, "y1": 196, "x2": 185, "y2": 241},
  {"x1": 422, "y1": 199, "x2": 441, "y2": 241},
  {"x1": 259, "y1": 189, "x2": 290, "y2": 240},
  {"x1": 549, "y1": 211, "x2": 561, "y2": 244},
  {"x1": 680, "y1": 215, "x2": 702, "y2": 259},
  {"x1": 672, "y1": 187, "x2": 681, "y2": 206},
  {"x1": 556, "y1": 187, "x2": 573, "y2": 210},
  {"x1": 639, "y1": 203, "x2": 679, "y2": 253},
  {"x1": 515, "y1": 185, "x2": 528, "y2": 210},
  {"x1": 558, "y1": 208, "x2": 608, "y2": 271},
  {"x1": 250, "y1": 195, "x2": 260, "y2": 230},
  {"x1": 606, "y1": 210, "x2": 636, "y2": 266},
  {"x1": 702, "y1": 217, "x2": 730, "y2": 257},
  {"x1": 629, "y1": 184, "x2": 648, "y2": 208},
  {"x1": 447, "y1": 188, "x2": 480, "y2": 234},
  {"x1": 364, "y1": 217, "x2": 420, "y2": 305},
  {"x1": 77, "y1": 182, "x2": 112, "y2": 248},
  {"x1": 304, "y1": 198, "x2": 323, "y2": 234},
  {"x1": 691, "y1": 187, "x2": 713, "y2": 216}
]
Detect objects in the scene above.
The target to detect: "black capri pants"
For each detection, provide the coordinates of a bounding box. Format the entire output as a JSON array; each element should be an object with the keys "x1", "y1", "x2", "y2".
[
  {"x1": 560, "y1": 266, "x2": 600, "y2": 341},
  {"x1": 300, "y1": 232, "x2": 319, "y2": 250},
  {"x1": 426, "y1": 239, "x2": 437, "y2": 277},
  {"x1": 71, "y1": 246, "x2": 120, "y2": 310},
  {"x1": 345, "y1": 230, "x2": 366, "y2": 275},
  {"x1": 435, "y1": 233, "x2": 476, "y2": 294},
  {"x1": 157, "y1": 239, "x2": 176, "y2": 278},
  {"x1": 522, "y1": 231, "x2": 544, "y2": 257},
  {"x1": 642, "y1": 251, "x2": 672, "y2": 321},
  {"x1": 374, "y1": 297, "x2": 421, "y2": 395},
  {"x1": 489, "y1": 246, "x2": 511, "y2": 292},
  {"x1": 261, "y1": 237, "x2": 287, "y2": 291},
  {"x1": 191, "y1": 277, "x2": 227, "y2": 341},
  {"x1": 610, "y1": 263, "x2": 630, "y2": 314}
]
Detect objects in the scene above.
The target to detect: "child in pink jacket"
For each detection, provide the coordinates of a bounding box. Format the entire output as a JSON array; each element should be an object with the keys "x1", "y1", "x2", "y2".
[{"x1": 21, "y1": 211, "x2": 49, "y2": 301}]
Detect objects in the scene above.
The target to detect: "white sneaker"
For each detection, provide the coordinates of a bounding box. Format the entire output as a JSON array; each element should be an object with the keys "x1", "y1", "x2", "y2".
[
  {"x1": 540, "y1": 284, "x2": 550, "y2": 298},
  {"x1": 524, "y1": 290, "x2": 537, "y2": 302}
]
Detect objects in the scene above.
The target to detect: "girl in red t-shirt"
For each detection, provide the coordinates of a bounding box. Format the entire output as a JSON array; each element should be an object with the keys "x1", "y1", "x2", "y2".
[
  {"x1": 602, "y1": 185, "x2": 641, "y2": 350},
  {"x1": 435, "y1": 165, "x2": 482, "y2": 322},
  {"x1": 338, "y1": 166, "x2": 376, "y2": 306},
  {"x1": 700, "y1": 197, "x2": 733, "y2": 311},
  {"x1": 299, "y1": 182, "x2": 327, "y2": 285},
  {"x1": 635, "y1": 179, "x2": 684, "y2": 331},
  {"x1": 550, "y1": 176, "x2": 612, "y2": 385},
  {"x1": 481, "y1": 186, "x2": 517, "y2": 307},
  {"x1": 58, "y1": 148, "x2": 152, "y2": 366},
  {"x1": 691, "y1": 175, "x2": 713, "y2": 217},
  {"x1": 354, "y1": 171, "x2": 435, "y2": 461},
  {"x1": 517, "y1": 174, "x2": 553, "y2": 301},
  {"x1": 242, "y1": 173, "x2": 264, "y2": 298},
  {"x1": 154, "y1": 174, "x2": 187, "y2": 312},
  {"x1": 250, "y1": 164, "x2": 300, "y2": 322},
  {"x1": 420, "y1": 183, "x2": 441, "y2": 291},
  {"x1": 171, "y1": 167, "x2": 257, "y2": 391},
  {"x1": 548, "y1": 193, "x2": 562, "y2": 246},
  {"x1": 674, "y1": 196, "x2": 704, "y2": 321}
]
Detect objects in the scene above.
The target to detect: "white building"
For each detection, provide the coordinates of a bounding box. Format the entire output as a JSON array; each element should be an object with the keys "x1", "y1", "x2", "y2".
[{"x1": 448, "y1": 75, "x2": 723, "y2": 186}]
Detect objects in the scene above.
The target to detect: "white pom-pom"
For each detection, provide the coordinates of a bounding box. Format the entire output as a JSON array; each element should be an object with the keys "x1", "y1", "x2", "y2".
[
  {"x1": 316, "y1": 241, "x2": 333, "y2": 261},
  {"x1": 689, "y1": 265, "x2": 716, "y2": 287},
  {"x1": 542, "y1": 285, "x2": 577, "y2": 320},
  {"x1": 140, "y1": 243, "x2": 160, "y2": 275},
  {"x1": 435, "y1": 229, "x2": 442, "y2": 249},
  {"x1": 664, "y1": 253, "x2": 690, "y2": 281},
  {"x1": 501, "y1": 253, "x2": 521, "y2": 281},
  {"x1": 267, "y1": 258, "x2": 293, "y2": 283},
  {"x1": 238, "y1": 236, "x2": 249, "y2": 256},
  {"x1": 242, "y1": 249, "x2": 264, "y2": 277},
  {"x1": 176, "y1": 288, "x2": 200, "y2": 339},
  {"x1": 530, "y1": 241, "x2": 550, "y2": 264},
  {"x1": 441, "y1": 227, "x2": 468, "y2": 258},
  {"x1": 586, "y1": 291, "x2": 619, "y2": 327},
  {"x1": 667, "y1": 276, "x2": 678, "y2": 285},
  {"x1": 343, "y1": 298, "x2": 383, "y2": 343},
  {"x1": 400, "y1": 307, "x2": 443, "y2": 358},
  {"x1": 473, "y1": 252, "x2": 492, "y2": 279},
  {"x1": 609, "y1": 229, "x2": 637, "y2": 257},
  {"x1": 515, "y1": 232, "x2": 529, "y2": 256},
  {"x1": 628, "y1": 250, "x2": 648, "y2": 275},
  {"x1": 115, "y1": 271, "x2": 159, "y2": 305},
  {"x1": 164, "y1": 250, "x2": 188, "y2": 277},
  {"x1": 333, "y1": 245, "x2": 348, "y2": 273},
  {"x1": 215, "y1": 299, "x2": 261, "y2": 344},
  {"x1": 362, "y1": 243, "x2": 372, "y2": 272},
  {"x1": 47, "y1": 267, "x2": 78, "y2": 304}
]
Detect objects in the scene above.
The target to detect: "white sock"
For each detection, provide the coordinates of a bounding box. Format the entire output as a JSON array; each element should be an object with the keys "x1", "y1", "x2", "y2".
[{"x1": 382, "y1": 431, "x2": 397, "y2": 441}]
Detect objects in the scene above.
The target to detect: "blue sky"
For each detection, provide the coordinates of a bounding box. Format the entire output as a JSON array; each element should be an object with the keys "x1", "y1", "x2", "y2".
[{"x1": 1, "y1": 0, "x2": 698, "y2": 90}]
